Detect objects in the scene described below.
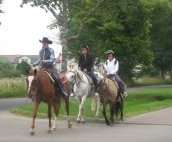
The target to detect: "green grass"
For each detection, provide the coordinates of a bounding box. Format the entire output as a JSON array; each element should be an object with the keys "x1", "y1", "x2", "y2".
[
  {"x1": 131, "y1": 76, "x2": 172, "y2": 87},
  {"x1": 11, "y1": 88, "x2": 172, "y2": 120},
  {"x1": 0, "y1": 77, "x2": 26, "y2": 98},
  {"x1": 124, "y1": 88, "x2": 172, "y2": 117}
]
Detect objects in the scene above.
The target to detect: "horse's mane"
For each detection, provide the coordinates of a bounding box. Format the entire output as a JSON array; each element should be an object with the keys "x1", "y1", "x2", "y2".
[{"x1": 74, "y1": 69, "x2": 84, "y2": 83}]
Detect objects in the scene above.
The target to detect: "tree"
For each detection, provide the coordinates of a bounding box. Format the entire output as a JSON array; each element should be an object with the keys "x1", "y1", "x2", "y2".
[
  {"x1": 16, "y1": 61, "x2": 31, "y2": 75},
  {"x1": 0, "y1": 0, "x2": 3, "y2": 13},
  {"x1": 0, "y1": 62, "x2": 22, "y2": 78},
  {"x1": 67, "y1": 0, "x2": 154, "y2": 81},
  {"x1": 0, "y1": 0, "x2": 3, "y2": 25},
  {"x1": 20, "y1": 0, "x2": 105, "y2": 72},
  {"x1": 150, "y1": 0, "x2": 172, "y2": 79}
]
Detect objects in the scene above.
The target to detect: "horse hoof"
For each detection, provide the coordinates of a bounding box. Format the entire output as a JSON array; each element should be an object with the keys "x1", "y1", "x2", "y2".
[
  {"x1": 47, "y1": 129, "x2": 52, "y2": 134},
  {"x1": 68, "y1": 123, "x2": 72, "y2": 128},
  {"x1": 30, "y1": 131, "x2": 35, "y2": 136},
  {"x1": 109, "y1": 124, "x2": 114, "y2": 127},
  {"x1": 52, "y1": 127, "x2": 57, "y2": 131}
]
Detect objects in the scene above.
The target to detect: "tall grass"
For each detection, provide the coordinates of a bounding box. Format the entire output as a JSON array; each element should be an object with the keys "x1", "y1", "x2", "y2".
[{"x1": 0, "y1": 77, "x2": 26, "y2": 98}]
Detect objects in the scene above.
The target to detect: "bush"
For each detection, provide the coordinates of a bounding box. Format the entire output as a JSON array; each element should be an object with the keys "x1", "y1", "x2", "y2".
[{"x1": 16, "y1": 61, "x2": 31, "y2": 75}]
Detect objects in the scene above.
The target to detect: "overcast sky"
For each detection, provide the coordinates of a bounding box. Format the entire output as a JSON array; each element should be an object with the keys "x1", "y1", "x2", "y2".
[{"x1": 0, "y1": 0, "x2": 61, "y2": 56}]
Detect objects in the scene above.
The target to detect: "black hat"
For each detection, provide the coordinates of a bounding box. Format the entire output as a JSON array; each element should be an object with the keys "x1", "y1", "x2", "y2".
[
  {"x1": 81, "y1": 45, "x2": 89, "y2": 50},
  {"x1": 39, "y1": 37, "x2": 52, "y2": 44},
  {"x1": 106, "y1": 50, "x2": 114, "y2": 55}
]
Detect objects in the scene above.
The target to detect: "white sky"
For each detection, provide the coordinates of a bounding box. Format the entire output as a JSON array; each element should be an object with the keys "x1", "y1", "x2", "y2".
[{"x1": 0, "y1": 0, "x2": 61, "y2": 56}]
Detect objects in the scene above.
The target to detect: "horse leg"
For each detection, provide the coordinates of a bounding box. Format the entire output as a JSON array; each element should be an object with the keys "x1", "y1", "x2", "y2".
[
  {"x1": 94, "y1": 93, "x2": 100, "y2": 117},
  {"x1": 52, "y1": 101, "x2": 60, "y2": 131},
  {"x1": 109, "y1": 102, "x2": 115, "y2": 126},
  {"x1": 77, "y1": 96, "x2": 86, "y2": 123},
  {"x1": 120, "y1": 100, "x2": 124, "y2": 122},
  {"x1": 30, "y1": 101, "x2": 39, "y2": 135},
  {"x1": 102, "y1": 103, "x2": 110, "y2": 126},
  {"x1": 47, "y1": 102, "x2": 52, "y2": 133},
  {"x1": 64, "y1": 96, "x2": 72, "y2": 128}
]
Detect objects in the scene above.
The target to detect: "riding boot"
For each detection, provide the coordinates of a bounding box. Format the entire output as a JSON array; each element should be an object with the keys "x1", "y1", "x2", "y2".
[
  {"x1": 52, "y1": 73, "x2": 68, "y2": 97},
  {"x1": 55, "y1": 79, "x2": 68, "y2": 97}
]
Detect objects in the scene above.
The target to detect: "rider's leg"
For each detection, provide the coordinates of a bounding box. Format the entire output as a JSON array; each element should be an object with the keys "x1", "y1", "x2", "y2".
[
  {"x1": 113, "y1": 74, "x2": 127, "y2": 96},
  {"x1": 88, "y1": 71, "x2": 98, "y2": 86},
  {"x1": 52, "y1": 72, "x2": 68, "y2": 97}
]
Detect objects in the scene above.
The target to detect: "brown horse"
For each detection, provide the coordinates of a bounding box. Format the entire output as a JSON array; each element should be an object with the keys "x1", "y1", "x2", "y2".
[
  {"x1": 96, "y1": 77, "x2": 124, "y2": 126},
  {"x1": 26, "y1": 69, "x2": 72, "y2": 135}
]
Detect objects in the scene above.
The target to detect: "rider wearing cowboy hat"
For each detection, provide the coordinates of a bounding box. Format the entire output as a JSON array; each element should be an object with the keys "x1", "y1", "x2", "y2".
[
  {"x1": 78, "y1": 45, "x2": 98, "y2": 86},
  {"x1": 33, "y1": 37, "x2": 68, "y2": 97},
  {"x1": 104, "y1": 50, "x2": 127, "y2": 97}
]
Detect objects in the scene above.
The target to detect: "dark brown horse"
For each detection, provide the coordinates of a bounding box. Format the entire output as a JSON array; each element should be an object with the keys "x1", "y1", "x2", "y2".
[
  {"x1": 96, "y1": 77, "x2": 124, "y2": 126},
  {"x1": 26, "y1": 69, "x2": 72, "y2": 135}
]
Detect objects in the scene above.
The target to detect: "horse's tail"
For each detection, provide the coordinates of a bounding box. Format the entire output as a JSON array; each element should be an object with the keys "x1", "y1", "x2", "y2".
[
  {"x1": 91, "y1": 98, "x2": 96, "y2": 111},
  {"x1": 91, "y1": 92, "x2": 99, "y2": 112},
  {"x1": 114, "y1": 101, "x2": 121, "y2": 117}
]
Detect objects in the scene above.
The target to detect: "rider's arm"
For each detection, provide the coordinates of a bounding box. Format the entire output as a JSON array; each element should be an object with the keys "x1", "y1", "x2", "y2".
[
  {"x1": 88, "y1": 56, "x2": 94, "y2": 71},
  {"x1": 78, "y1": 56, "x2": 82, "y2": 69}
]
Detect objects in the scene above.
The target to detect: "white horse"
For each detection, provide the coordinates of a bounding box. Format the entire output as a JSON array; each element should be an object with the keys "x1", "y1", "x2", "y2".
[{"x1": 66, "y1": 69, "x2": 101, "y2": 123}]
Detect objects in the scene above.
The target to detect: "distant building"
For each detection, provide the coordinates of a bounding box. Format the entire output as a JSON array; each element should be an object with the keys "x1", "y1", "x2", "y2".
[{"x1": 0, "y1": 55, "x2": 39, "y2": 66}]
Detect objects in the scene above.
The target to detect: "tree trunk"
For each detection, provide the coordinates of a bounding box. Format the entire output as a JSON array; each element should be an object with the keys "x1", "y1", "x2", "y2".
[
  {"x1": 170, "y1": 68, "x2": 172, "y2": 80},
  {"x1": 160, "y1": 69, "x2": 165, "y2": 80},
  {"x1": 61, "y1": 37, "x2": 68, "y2": 72}
]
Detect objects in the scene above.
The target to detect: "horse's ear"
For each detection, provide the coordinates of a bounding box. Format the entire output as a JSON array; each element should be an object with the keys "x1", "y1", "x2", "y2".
[{"x1": 33, "y1": 69, "x2": 37, "y2": 75}]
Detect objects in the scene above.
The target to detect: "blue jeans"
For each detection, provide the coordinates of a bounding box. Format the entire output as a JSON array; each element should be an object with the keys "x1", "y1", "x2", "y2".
[{"x1": 113, "y1": 74, "x2": 126, "y2": 94}]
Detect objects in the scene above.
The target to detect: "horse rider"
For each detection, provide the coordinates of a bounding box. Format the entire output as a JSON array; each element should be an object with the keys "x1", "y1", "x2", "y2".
[
  {"x1": 78, "y1": 45, "x2": 98, "y2": 86},
  {"x1": 103, "y1": 50, "x2": 127, "y2": 97},
  {"x1": 33, "y1": 37, "x2": 68, "y2": 97}
]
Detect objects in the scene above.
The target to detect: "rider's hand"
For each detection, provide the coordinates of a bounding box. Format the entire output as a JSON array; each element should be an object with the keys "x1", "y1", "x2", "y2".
[
  {"x1": 83, "y1": 69, "x2": 87, "y2": 72},
  {"x1": 40, "y1": 60, "x2": 45, "y2": 64}
]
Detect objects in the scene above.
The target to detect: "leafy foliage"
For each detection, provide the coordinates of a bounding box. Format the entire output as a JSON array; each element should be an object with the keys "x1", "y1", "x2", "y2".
[
  {"x1": 21, "y1": 0, "x2": 172, "y2": 81},
  {"x1": 16, "y1": 61, "x2": 31, "y2": 75},
  {"x1": 0, "y1": 0, "x2": 3, "y2": 13},
  {"x1": 0, "y1": 62, "x2": 22, "y2": 78},
  {"x1": 150, "y1": 0, "x2": 172, "y2": 79}
]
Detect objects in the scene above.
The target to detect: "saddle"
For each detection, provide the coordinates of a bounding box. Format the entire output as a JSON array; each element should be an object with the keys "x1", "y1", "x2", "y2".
[
  {"x1": 43, "y1": 71, "x2": 68, "y2": 86},
  {"x1": 59, "y1": 73, "x2": 68, "y2": 85},
  {"x1": 107, "y1": 75, "x2": 119, "y2": 90},
  {"x1": 83, "y1": 72, "x2": 94, "y2": 85}
]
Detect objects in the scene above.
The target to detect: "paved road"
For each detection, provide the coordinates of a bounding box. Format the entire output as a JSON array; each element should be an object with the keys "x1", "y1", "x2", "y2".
[
  {"x1": 0, "y1": 107, "x2": 172, "y2": 142},
  {"x1": 0, "y1": 97, "x2": 31, "y2": 110}
]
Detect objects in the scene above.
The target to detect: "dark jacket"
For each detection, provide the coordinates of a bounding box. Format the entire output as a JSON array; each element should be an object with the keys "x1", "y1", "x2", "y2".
[
  {"x1": 78, "y1": 54, "x2": 94, "y2": 72},
  {"x1": 33, "y1": 47, "x2": 55, "y2": 68}
]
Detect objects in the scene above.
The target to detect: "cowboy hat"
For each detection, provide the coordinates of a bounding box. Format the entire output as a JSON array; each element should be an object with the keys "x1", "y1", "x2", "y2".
[
  {"x1": 105, "y1": 50, "x2": 114, "y2": 55},
  {"x1": 39, "y1": 37, "x2": 52, "y2": 44}
]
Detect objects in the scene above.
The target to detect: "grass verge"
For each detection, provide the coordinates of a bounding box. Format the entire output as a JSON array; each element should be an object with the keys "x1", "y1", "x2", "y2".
[{"x1": 11, "y1": 88, "x2": 172, "y2": 121}]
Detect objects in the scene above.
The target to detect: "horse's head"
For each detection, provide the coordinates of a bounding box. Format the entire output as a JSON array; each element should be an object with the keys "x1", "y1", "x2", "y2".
[
  {"x1": 65, "y1": 71, "x2": 76, "y2": 84},
  {"x1": 96, "y1": 79, "x2": 107, "y2": 95},
  {"x1": 26, "y1": 69, "x2": 40, "y2": 99},
  {"x1": 66, "y1": 70, "x2": 84, "y2": 85}
]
